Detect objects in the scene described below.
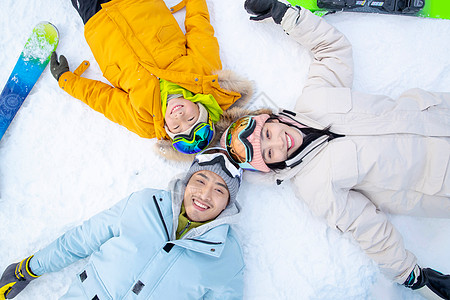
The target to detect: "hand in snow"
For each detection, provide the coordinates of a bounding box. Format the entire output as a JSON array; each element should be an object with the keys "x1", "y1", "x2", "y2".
[
  {"x1": 244, "y1": 0, "x2": 291, "y2": 24},
  {"x1": 50, "y1": 52, "x2": 70, "y2": 81}
]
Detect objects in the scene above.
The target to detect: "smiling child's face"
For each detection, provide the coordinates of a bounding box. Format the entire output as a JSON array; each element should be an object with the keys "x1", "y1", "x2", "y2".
[{"x1": 165, "y1": 98, "x2": 200, "y2": 134}]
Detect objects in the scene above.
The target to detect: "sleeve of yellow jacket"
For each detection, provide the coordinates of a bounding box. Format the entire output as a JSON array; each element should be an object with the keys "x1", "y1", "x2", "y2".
[
  {"x1": 182, "y1": 0, "x2": 222, "y2": 73},
  {"x1": 58, "y1": 71, "x2": 156, "y2": 139}
]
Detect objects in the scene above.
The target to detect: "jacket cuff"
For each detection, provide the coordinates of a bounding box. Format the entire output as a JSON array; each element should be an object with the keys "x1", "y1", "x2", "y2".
[
  {"x1": 28, "y1": 255, "x2": 44, "y2": 277},
  {"x1": 170, "y1": 0, "x2": 186, "y2": 13},
  {"x1": 58, "y1": 60, "x2": 90, "y2": 91},
  {"x1": 281, "y1": 6, "x2": 303, "y2": 34},
  {"x1": 58, "y1": 71, "x2": 77, "y2": 91}
]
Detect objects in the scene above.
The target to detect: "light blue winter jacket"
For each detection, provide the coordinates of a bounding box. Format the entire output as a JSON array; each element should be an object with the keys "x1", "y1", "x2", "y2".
[{"x1": 30, "y1": 176, "x2": 245, "y2": 299}]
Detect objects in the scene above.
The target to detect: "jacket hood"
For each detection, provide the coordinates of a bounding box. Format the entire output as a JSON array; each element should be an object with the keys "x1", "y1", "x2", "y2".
[
  {"x1": 167, "y1": 172, "x2": 241, "y2": 240},
  {"x1": 154, "y1": 69, "x2": 255, "y2": 162}
]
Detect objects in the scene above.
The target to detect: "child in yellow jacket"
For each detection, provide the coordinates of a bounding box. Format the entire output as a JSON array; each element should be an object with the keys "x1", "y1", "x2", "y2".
[{"x1": 51, "y1": 0, "x2": 251, "y2": 157}]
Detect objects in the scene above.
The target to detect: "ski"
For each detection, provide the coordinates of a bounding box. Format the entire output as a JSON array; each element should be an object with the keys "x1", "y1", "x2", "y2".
[{"x1": 0, "y1": 22, "x2": 59, "y2": 141}]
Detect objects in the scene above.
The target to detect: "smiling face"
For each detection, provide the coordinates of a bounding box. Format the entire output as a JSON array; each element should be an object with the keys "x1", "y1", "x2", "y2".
[
  {"x1": 183, "y1": 170, "x2": 230, "y2": 222},
  {"x1": 260, "y1": 120, "x2": 303, "y2": 164},
  {"x1": 165, "y1": 98, "x2": 200, "y2": 134}
]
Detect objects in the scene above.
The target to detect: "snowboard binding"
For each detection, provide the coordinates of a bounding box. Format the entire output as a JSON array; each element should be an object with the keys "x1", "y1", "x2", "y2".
[{"x1": 317, "y1": 0, "x2": 425, "y2": 14}]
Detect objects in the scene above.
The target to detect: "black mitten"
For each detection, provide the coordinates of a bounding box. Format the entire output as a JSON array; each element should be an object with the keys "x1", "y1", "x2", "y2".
[
  {"x1": 50, "y1": 52, "x2": 70, "y2": 81},
  {"x1": 244, "y1": 0, "x2": 291, "y2": 24}
]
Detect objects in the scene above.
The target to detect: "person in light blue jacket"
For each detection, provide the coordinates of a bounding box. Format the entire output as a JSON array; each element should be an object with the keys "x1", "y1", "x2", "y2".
[{"x1": 0, "y1": 148, "x2": 245, "y2": 300}]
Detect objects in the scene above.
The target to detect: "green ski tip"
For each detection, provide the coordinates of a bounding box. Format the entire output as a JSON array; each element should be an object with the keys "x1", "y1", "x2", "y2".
[{"x1": 24, "y1": 22, "x2": 59, "y2": 63}]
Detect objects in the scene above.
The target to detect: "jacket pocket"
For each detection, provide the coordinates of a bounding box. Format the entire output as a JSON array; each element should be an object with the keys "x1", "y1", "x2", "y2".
[
  {"x1": 77, "y1": 263, "x2": 113, "y2": 300},
  {"x1": 400, "y1": 88, "x2": 443, "y2": 111},
  {"x1": 329, "y1": 140, "x2": 358, "y2": 188},
  {"x1": 157, "y1": 25, "x2": 176, "y2": 43},
  {"x1": 325, "y1": 87, "x2": 352, "y2": 113},
  {"x1": 415, "y1": 138, "x2": 449, "y2": 195},
  {"x1": 296, "y1": 87, "x2": 352, "y2": 115},
  {"x1": 103, "y1": 64, "x2": 121, "y2": 88},
  {"x1": 154, "y1": 24, "x2": 186, "y2": 67}
]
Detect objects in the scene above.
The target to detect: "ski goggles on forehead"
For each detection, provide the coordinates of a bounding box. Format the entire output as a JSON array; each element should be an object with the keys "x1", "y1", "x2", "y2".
[
  {"x1": 196, "y1": 148, "x2": 243, "y2": 182},
  {"x1": 172, "y1": 119, "x2": 214, "y2": 155},
  {"x1": 225, "y1": 116, "x2": 256, "y2": 165}
]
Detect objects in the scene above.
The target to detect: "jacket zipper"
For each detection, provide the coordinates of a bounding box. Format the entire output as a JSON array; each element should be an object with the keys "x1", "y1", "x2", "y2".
[
  {"x1": 189, "y1": 239, "x2": 223, "y2": 245},
  {"x1": 279, "y1": 110, "x2": 344, "y2": 170},
  {"x1": 279, "y1": 110, "x2": 308, "y2": 127},
  {"x1": 177, "y1": 220, "x2": 191, "y2": 238},
  {"x1": 177, "y1": 223, "x2": 223, "y2": 245},
  {"x1": 288, "y1": 137, "x2": 328, "y2": 169},
  {"x1": 153, "y1": 195, "x2": 170, "y2": 241}
]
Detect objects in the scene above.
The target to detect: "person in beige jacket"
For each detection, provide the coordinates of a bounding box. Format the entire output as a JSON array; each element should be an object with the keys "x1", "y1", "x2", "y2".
[{"x1": 218, "y1": 0, "x2": 450, "y2": 299}]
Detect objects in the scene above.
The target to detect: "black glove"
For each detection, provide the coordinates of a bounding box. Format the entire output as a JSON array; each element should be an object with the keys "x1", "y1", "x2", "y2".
[
  {"x1": 0, "y1": 256, "x2": 40, "y2": 299},
  {"x1": 404, "y1": 265, "x2": 450, "y2": 300},
  {"x1": 50, "y1": 52, "x2": 70, "y2": 81},
  {"x1": 244, "y1": 0, "x2": 291, "y2": 24}
]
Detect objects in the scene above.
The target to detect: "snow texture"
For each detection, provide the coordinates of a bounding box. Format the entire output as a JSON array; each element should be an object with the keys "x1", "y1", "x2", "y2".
[{"x1": 0, "y1": 0, "x2": 449, "y2": 299}]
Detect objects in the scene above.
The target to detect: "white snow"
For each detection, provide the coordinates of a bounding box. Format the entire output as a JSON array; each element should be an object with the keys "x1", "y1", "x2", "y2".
[{"x1": 1, "y1": 0, "x2": 449, "y2": 299}]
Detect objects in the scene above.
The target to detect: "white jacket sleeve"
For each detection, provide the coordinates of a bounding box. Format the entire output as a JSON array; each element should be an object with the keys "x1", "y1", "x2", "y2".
[
  {"x1": 336, "y1": 190, "x2": 417, "y2": 284},
  {"x1": 281, "y1": 8, "x2": 353, "y2": 93},
  {"x1": 293, "y1": 162, "x2": 417, "y2": 284},
  {"x1": 29, "y1": 195, "x2": 131, "y2": 275}
]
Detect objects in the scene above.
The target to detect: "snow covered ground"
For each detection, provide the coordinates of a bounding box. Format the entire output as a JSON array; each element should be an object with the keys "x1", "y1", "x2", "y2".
[{"x1": 1, "y1": 0, "x2": 449, "y2": 299}]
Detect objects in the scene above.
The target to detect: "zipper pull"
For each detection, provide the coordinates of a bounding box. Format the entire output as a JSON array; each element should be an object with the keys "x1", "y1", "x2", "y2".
[{"x1": 177, "y1": 220, "x2": 191, "y2": 238}]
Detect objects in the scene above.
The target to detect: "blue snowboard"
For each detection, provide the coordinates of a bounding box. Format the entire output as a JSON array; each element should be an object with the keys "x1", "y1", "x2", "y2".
[{"x1": 0, "y1": 22, "x2": 59, "y2": 141}]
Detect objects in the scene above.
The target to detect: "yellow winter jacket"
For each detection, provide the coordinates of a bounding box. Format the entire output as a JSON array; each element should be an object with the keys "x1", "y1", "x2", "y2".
[{"x1": 58, "y1": 0, "x2": 241, "y2": 139}]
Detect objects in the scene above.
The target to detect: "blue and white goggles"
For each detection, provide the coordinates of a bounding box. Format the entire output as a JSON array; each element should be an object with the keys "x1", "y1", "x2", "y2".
[{"x1": 172, "y1": 119, "x2": 215, "y2": 154}]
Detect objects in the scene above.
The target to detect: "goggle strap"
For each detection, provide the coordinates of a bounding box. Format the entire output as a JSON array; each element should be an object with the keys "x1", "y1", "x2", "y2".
[
  {"x1": 237, "y1": 160, "x2": 259, "y2": 172},
  {"x1": 238, "y1": 118, "x2": 256, "y2": 140},
  {"x1": 173, "y1": 122, "x2": 209, "y2": 143},
  {"x1": 197, "y1": 155, "x2": 240, "y2": 182}
]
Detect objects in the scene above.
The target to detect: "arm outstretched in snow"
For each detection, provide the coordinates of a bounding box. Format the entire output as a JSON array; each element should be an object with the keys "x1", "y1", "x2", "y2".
[
  {"x1": 58, "y1": 71, "x2": 157, "y2": 139},
  {"x1": 281, "y1": 8, "x2": 354, "y2": 93},
  {"x1": 28, "y1": 195, "x2": 130, "y2": 275},
  {"x1": 336, "y1": 190, "x2": 417, "y2": 284}
]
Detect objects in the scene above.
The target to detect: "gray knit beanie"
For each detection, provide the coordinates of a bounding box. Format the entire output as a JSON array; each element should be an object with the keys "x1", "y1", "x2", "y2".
[{"x1": 184, "y1": 148, "x2": 242, "y2": 205}]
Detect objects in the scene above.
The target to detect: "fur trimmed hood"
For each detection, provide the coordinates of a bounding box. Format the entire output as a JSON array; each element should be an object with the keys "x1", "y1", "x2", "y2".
[{"x1": 154, "y1": 70, "x2": 264, "y2": 162}]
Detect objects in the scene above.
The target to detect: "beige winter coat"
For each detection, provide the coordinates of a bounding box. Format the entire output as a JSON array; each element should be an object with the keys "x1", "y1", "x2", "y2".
[{"x1": 247, "y1": 8, "x2": 450, "y2": 284}]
